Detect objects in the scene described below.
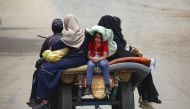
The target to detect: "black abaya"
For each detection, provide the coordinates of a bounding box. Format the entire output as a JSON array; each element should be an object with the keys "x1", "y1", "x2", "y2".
[{"x1": 98, "y1": 15, "x2": 160, "y2": 102}]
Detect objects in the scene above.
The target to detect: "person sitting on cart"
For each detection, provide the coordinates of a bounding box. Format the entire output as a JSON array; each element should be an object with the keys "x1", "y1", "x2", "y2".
[
  {"x1": 27, "y1": 14, "x2": 89, "y2": 109},
  {"x1": 84, "y1": 31, "x2": 111, "y2": 95},
  {"x1": 27, "y1": 18, "x2": 64, "y2": 106},
  {"x1": 98, "y1": 15, "x2": 161, "y2": 109}
]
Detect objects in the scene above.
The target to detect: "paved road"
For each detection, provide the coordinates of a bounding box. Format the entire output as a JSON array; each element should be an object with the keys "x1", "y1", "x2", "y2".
[{"x1": 0, "y1": 0, "x2": 190, "y2": 109}]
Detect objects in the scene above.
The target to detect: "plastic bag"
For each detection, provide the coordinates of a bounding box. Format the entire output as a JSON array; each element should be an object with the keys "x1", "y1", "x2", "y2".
[{"x1": 130, "y1": 46, "x2": 143, "y2": 57}]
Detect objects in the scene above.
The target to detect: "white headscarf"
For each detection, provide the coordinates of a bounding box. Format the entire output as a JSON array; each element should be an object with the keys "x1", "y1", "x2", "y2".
[{"x1": 61, "y1": 15, "x2": 85, "y2": 49}]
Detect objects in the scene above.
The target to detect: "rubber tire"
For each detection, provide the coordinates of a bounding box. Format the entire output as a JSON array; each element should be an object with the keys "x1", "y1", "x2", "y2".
[
  {"x1": 112, "y1": 82, "x2": 134, "y2": 109},
  {"x1": 49, "y1": 94, "x2": 57, "y2": 109},
  {"x1": 57, "y1": 84, "x2": 73, "y2": 109}
]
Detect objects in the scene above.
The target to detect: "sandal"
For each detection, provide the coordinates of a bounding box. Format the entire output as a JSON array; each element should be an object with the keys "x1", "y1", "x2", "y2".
[
  {"x1": 32, "y1": 102, "x2": 49, "y2": 109},
  {"x1": 26, "y1": 98, "x2": 41, "y2": 107}
]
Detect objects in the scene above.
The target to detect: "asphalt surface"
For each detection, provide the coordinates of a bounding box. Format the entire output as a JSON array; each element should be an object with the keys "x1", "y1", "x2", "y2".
[{"x1": 0, "y1": 0, "x2": 190, "y2": 109}]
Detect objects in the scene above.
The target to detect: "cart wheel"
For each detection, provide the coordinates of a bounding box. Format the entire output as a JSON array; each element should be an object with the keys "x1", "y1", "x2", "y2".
[
  {"x1": 112, "y1": 82, "x2": 134, "y2": 109},
  {"x1": 49, "y1": 94, "x2": 57, "y2": 109},
  {"x1": 57, "y1": 84, "x2": 73, "y2": 109}
]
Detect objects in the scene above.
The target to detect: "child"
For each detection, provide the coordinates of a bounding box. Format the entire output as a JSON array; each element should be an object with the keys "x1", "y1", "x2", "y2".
[{"x1": 84, "y1": 31, "x2": 111, "y2": 95}]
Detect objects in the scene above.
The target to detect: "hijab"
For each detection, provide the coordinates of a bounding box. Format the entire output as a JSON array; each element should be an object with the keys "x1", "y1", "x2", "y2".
[
  {"x1": 61, "y1": 15, "x2": 85, "y2": 49},
  {"x1": 98, "y1": 15, "x2": 126, "y2": 49}
]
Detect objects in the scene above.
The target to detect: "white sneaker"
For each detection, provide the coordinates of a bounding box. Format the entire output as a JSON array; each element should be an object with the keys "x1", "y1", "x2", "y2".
[
  {"x1": 150, "y1": 58, "x2": 156, "y2": 72},
  {"x1": 139, "y1": 96, "x2": 142, "y2": 103},
  {"x1": 139, "y1": 100, "x2": 155, "y2": 109}
]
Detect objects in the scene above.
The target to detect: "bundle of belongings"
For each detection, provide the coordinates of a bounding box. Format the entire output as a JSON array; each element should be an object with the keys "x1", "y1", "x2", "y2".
[
  {"x1": 130, "y1": 46, "x2": 143, "y2": 57},
  {"x1": 42, "y1": 48, "x2": 69, "y2": 62}
]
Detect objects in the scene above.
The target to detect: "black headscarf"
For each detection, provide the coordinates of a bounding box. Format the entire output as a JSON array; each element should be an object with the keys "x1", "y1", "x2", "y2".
[
  {"x1": 98, "y1": 15, "x2": 126, "y2": 49},
  {"x1": 52, "y1": 18, "x2": 63, "y2": 34},
  {"x1": 98, "y1": 15, "x2": 134, "y2": 60}
]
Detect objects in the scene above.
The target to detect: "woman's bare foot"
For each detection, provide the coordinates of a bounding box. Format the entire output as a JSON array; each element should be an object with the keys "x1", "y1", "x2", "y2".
[{"x1": 42, "y1": 100, "x2": 48, "y2": 104}]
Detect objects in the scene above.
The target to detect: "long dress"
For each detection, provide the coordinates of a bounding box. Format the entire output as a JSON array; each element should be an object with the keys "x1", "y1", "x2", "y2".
[
  {"x1": 98, "y1": 15, "x2": 159, "y2": 103},
  {"x1": 34, "y1": 36, "x2": 88, "y2": 100},
  {"x1": 29, "y1": 33, "x2": 63, "y2": 100}
]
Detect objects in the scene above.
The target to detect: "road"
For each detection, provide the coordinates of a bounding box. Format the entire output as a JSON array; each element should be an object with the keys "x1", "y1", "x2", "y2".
[{"x1": 0, "y1": 0, "x2": 190, "y2": 109}]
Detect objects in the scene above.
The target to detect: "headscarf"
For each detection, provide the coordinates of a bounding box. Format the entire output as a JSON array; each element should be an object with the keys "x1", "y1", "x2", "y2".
[
  {"x1": 98, "y1": 15, "x2": 126, "y2": 49},
  {"x1": 61, "y1": 15, "x2": 85, "y2": 49},
  {"x1": 51, "y1": 18, "x2": 63, "y2": 34}
]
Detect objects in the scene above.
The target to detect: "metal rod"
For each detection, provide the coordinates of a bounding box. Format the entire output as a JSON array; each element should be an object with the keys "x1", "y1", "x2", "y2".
[
  {"x1": 37, "y1": 35, "x2": 46, "y2": 39},
  {"x1": 73, "y1": 98, "x2": 119, "y2": 106}
]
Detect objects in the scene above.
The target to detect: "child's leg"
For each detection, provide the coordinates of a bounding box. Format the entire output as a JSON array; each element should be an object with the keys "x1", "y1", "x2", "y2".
[
  {"x1": 86, "y1": 60, "x2": 96, "y2": 84},
  {"x1": 99, "y1": 60, "x2": 110, "y2": 84},
  {"x1": 99, "y1": 60, "x2": 111, "y2": 94}
]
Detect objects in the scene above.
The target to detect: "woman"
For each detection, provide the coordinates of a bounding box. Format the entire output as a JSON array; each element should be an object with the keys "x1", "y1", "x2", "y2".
[
  {"x1": 28, "y1": 18, "x2": 64, "y2": 106},
  {"x1": 27, "y1": 15, "x2": 89, "y2": 108},
  {"x1": 98, "y1": 15, "x2": 161, "y2": 109}
]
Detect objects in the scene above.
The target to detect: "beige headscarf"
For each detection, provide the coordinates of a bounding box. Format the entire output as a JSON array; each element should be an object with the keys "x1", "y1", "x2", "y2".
[{"x1": 61, "y1": 15, "x2": 85, "y2": 49}]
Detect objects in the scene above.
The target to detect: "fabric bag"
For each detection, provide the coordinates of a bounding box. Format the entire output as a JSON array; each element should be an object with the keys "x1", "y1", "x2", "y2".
[{"x1": 42, "y1": 48, "x2": 69, "y2": 62}]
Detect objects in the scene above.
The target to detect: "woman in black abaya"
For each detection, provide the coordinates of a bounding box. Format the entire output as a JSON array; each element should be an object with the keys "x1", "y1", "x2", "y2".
[{"x1": 98, "y1": 15, "x2": 161, "y2": 108}]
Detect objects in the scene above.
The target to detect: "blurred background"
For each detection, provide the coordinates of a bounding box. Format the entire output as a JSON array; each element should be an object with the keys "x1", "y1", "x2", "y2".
[{"x1": 0, "y1": 0, "x2": 190, "y2": 109}]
